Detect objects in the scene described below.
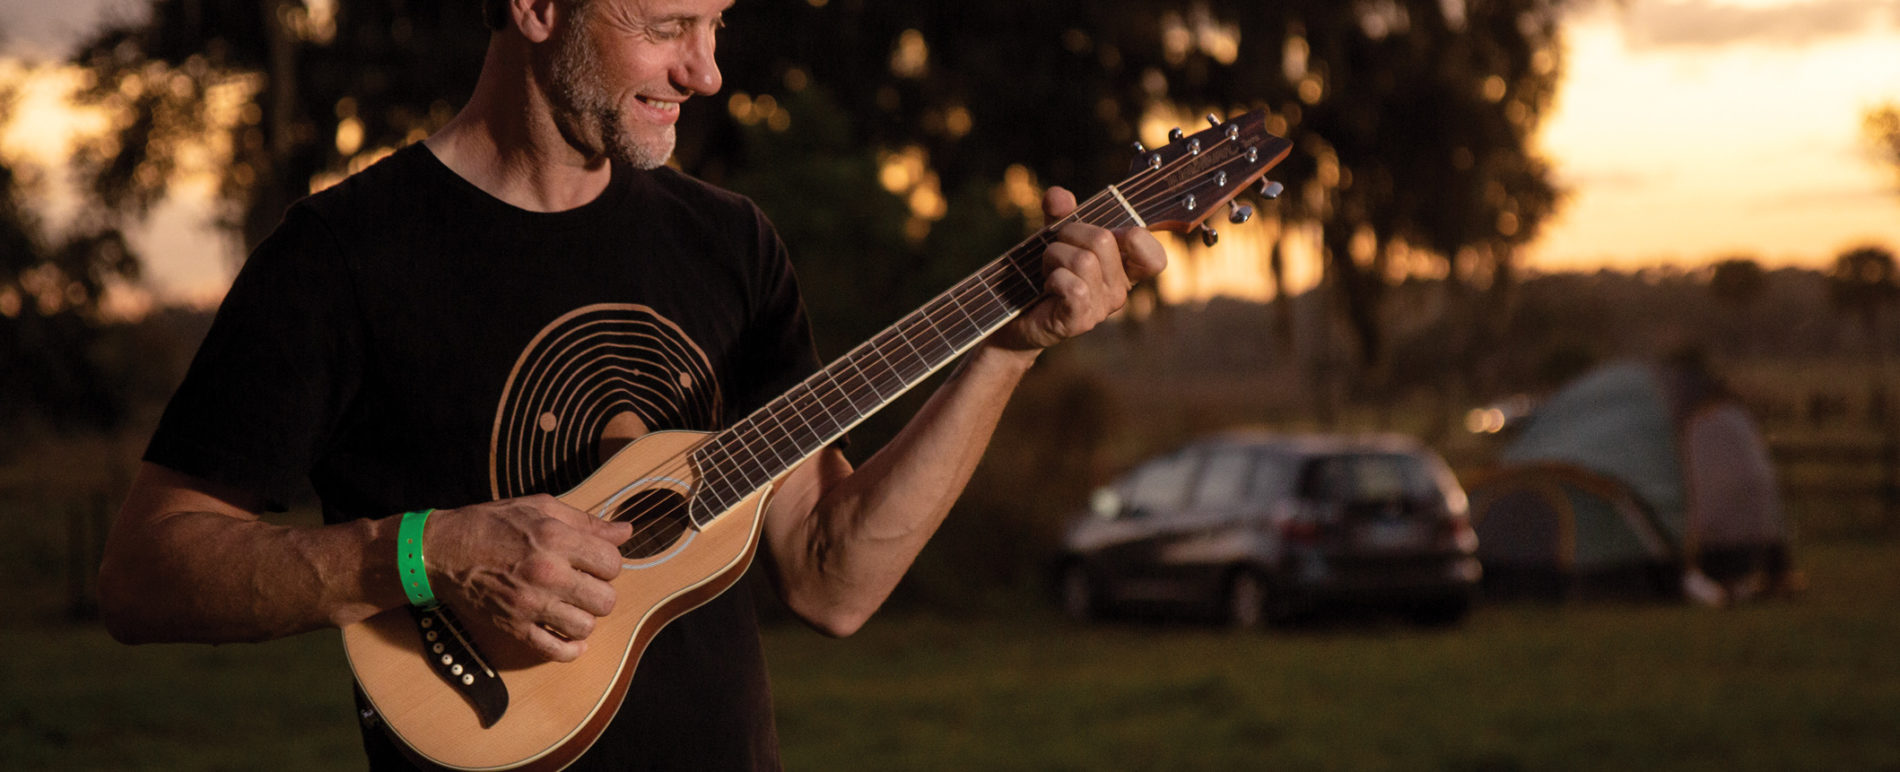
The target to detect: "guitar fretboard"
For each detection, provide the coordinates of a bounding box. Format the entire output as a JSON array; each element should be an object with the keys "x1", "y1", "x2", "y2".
[{"x1": 686, "y1": 196, "x2": 1136, "y2": 525}]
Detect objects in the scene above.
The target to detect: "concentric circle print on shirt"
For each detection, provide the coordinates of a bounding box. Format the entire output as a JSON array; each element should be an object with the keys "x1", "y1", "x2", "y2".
[{"x1": 489, "y1": 303, "x2": 722, "y2": 499}]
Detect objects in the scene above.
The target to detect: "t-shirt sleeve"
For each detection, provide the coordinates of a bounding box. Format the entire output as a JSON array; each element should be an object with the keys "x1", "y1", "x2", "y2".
[
  {"x1": 144, "y1": 206, "x2": 364, "y2": 511},
  {"x1": 727, "y1": 203, "x2": 825, "y2": 421}
]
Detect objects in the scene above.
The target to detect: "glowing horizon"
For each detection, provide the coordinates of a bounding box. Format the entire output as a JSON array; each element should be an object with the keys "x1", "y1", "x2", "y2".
[{"x1": 4, "y1": 0, "x2": 1900, "y2": 311}]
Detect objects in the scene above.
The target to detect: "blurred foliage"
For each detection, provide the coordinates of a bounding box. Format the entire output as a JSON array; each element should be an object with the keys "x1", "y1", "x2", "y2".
[
  {"x1": 0, "y1": 78, "x2": 141, "y2": 442},
  {"x1": 1868, "y1": 102, "x2": 1900, "y2": 195},
  {"x1": 1709, "y1": 256, "x2": 1767, "y2": 308},
  {"x1": 65, "y1": 0, "x2": 1575, "y2": 383},
  {"x1": 1827, "y1": 244, "x2": 1898, "y2": 346}
]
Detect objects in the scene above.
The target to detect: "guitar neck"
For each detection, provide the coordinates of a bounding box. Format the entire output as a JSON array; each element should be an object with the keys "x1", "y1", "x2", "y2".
[{"x1": 686, "y1": 191, "x2": 1138, "y2": 525}]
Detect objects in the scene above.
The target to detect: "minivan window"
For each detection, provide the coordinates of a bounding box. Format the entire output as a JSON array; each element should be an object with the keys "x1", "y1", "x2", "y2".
[
  {"x1": 1301, "y1": 453, "x2": 1439, "y2": 503},
  {"x1": 1190, "y1": 449, "x2": 1252, "y2": 508},
  {"x1": 1124, "y1": 451, "x2": 1198, "y2": 515},
  {"x1": 1246, "y1": 452, "x2": 1299, "y2": 500}
]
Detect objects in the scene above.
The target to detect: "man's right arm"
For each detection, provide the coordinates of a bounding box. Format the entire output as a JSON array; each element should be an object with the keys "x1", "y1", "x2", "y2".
[{"x1": 99, "y1": 462, "x2": 633, "y2": 661}]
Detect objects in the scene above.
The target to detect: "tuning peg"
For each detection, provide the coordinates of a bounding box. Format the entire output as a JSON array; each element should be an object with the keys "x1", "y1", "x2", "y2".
[
  {"x1": 1131, "y1": 141, "x2": 1147, "y2": 155},
  {"x1": 1259, "y1": 180, "x2": 1285, "y2": 199},
  {"x1": 1228, "y1": 201, "x2": 1254, "y2": 225},
  {"x1": 1199, "y1": 225, "x2": 1219, "y2": 247},
  {"x1": 1168, "y1": 127, "x2": 1185, "y2": 142},
  {"x1": 1205, "y1": 113, "x2": 1222, "y2": 128}
]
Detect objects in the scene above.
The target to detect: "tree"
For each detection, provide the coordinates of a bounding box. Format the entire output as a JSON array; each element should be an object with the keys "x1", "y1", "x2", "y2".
[
  {"x1": 1828, "y1": 245, "x2": 1898, "y2": 346},
  {"x1": 1709, "y1": 257, "x2": 1768, "y2": 308},
  {"x1": 1868, "y1": 102, "x2": 1900, "y2": 197},
  {"x1": 0, "y1": 77, "x2": 141, "y2": 438}
]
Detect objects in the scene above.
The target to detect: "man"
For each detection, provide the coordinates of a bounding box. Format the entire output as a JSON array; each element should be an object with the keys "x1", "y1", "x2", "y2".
[{"x1": 98, "y1": 0, "x2": 1165, "y2": 768}]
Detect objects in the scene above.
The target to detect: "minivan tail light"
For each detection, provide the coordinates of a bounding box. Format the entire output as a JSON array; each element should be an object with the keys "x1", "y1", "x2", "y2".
[{"x1": 1280, "y1": 518, "x2": 1321, "y2": 544}]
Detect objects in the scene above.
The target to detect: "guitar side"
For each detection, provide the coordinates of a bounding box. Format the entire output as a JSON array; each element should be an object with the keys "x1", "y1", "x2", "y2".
[{"x1": 340, "y1": 430, "x2": 770, "y2": 771}]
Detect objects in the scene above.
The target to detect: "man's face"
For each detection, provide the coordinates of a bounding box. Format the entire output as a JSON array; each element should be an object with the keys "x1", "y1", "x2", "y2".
[{"x1": 547, "y1": 0, "x2": 727, "y2": 169}]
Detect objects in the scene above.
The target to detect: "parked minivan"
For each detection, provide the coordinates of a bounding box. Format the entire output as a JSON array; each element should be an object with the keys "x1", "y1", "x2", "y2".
[{"x1": 1057, "y1": 431, "x2": 1481, "y2": 628}]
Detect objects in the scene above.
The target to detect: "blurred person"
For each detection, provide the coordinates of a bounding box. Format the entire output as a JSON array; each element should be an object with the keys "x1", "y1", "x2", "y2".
[
  {"x1": 1662, "y1": 348, "x2": 1800, "y2": 606},
  {"x1": 94, "y1": 0, "x2": 1166, "y2": 768}
]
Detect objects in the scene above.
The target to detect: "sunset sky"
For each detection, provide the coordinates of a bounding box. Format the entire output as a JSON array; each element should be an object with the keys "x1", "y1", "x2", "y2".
[{"x1": 3, "y1": 0, "x2": 1900, "y2": 307}]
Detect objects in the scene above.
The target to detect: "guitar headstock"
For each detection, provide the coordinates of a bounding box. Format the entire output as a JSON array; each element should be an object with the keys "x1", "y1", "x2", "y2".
[{"x1": 1117, "y1": 111, "x2": 1292, "y2": 245}]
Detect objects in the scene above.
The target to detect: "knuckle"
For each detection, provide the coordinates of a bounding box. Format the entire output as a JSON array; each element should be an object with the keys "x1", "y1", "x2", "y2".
[{"x1": 524, "y1": 556, "x2": 567, "y2": 586}]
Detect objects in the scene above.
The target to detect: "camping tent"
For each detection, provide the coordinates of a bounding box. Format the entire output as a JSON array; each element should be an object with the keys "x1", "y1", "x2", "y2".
[{"x1": 1468, "y1": 360, "x2": 1788, "y2": 600}]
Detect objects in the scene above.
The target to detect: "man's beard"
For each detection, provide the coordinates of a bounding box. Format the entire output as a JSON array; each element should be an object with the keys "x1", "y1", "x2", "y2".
[{"x1": 549, "y1": 16, "x2": 675, "y2": 170}]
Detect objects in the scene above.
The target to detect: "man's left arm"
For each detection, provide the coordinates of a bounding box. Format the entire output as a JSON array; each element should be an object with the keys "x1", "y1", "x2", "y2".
[{"x1": 757, "y1": 187, "x2": 1166, "y2": 636}]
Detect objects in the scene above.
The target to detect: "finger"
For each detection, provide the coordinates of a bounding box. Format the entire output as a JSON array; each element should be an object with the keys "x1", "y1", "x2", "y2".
[
  {"x1": 567, "y1": 574, "x2": 618, "y2": 618},
  {"x1": 1051, "y1": 224, "x2": 1128, "y2": 309},
  {"x1": 593, "y1": 516, "x2": 635, "y2": 545},
  {"x1": 1042, "y1": 186, "x2": 1078, "y2": 222},
  {"x1": 1040, "y1": 268, "x2": 1097, "y2": 338},
  {"x1": 1042, "y1": 242, "x2": 1106, "y2": 293},
  {"x1": 571, "y1": 534, "x2": 625, "y2": 581},
  {"x1": 524, "y1": 622, "x2": 586, "y2": 663},
  {"x1": 1117, "y1": 228, "x2": 1169, "y2": 284},
  {"x1": 539, "y1": 600, "x2": 599, "y2": 642}
]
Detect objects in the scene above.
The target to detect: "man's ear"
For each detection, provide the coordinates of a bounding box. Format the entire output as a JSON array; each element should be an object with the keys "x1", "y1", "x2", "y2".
[{"x1": 507, "y1": 0, "x2": 563, "y2": 43}]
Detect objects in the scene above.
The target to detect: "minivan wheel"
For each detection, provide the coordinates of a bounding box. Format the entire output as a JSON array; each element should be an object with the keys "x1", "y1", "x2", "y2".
[
  {"x1": 1060, "y1": 564, "x2": 1099, "y2": 623},
  {"x1": 1225, "y1": 571, "x2": 1268, "y2": 630}
]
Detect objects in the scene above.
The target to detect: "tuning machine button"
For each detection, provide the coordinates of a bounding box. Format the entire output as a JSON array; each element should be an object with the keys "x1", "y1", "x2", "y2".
[
  {"x1": 1199, "y1": 225, "x2": 1219, "y2": 247},
  {"x1": 1228, "y1": 201, "x2": 1254, "y2": 224},
  {"x1": 1168, "y1": 127, "x2": 1185, "y2": 142},
  {"x1": 1259, "y1": 180, "x2": 1285, "y2": 199},
  {"x1": 1131, "y1": 141, "x2": 1148, "y2": 155},
  {"x1": 1205, "y1": 113, "x2": 1222, "y2": 128}
]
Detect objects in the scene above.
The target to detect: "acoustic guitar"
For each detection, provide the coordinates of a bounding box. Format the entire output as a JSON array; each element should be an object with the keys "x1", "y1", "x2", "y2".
[{"x1": 341, "y1": 110, "x2": 1292, "y2": 770}]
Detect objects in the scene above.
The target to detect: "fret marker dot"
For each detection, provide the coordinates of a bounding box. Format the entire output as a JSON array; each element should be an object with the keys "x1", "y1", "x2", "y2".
[
  {"x1": 678, "y1": 372, "x2": 693, "y2": 390},
  {"x1": 539, "y1": 412, "x2": 559, "y2": 432}
]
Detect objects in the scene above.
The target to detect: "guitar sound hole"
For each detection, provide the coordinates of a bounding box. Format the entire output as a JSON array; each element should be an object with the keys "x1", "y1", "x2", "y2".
[{"x1": 610, "y1": 489, "x2": 693, "y2": 559}]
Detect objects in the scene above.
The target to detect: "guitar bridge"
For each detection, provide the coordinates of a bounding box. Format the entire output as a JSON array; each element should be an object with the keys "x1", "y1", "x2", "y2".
[{"x1": 410, "y1": 605, "x2": 510, "y2": 728}]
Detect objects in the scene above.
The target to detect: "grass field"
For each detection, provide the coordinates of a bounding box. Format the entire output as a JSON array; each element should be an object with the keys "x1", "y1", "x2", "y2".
[{"x1": 2, "y1": 539, "x2": 1896, "y2": 770}]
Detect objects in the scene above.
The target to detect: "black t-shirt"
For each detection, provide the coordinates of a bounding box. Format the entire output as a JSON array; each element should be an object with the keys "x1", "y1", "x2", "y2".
[{"x1": 146, "y1": 144, "x2": 821, "y2": 770}]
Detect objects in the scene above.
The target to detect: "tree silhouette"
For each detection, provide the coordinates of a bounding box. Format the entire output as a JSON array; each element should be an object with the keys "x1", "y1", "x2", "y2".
[
  {"x1": 1868, "y1": 103, "x2": 1900, "y2": 198},
  {"x1": 1828, "y1": 245, "x2": 1898, "y2": 347},
  {"x1": 66, "y1": 0, "x2": 1575, "y2": 408},
  {"x1": 0, "y1": 79, "x2": 140, "y2": 438},
  {"x1": 1710, "y1": 257, "x2": 1768, "y2": 309}
]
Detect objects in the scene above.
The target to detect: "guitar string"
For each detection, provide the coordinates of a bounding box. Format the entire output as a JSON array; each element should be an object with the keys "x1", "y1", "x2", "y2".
[
  {"x1": 685, "y1": 132, "x2": 1266, "y2": 509},
  {"x1": 599, "y1": 132, "x2": 1269, "y2": 555},
  {"x1": 606, "y1": 135, "x2": 1268, "y2": 556},
  {"x1": 688, "y1": 134, "x2": 1266, "y2": 501},
  {"x1": 609, "y1": 147, "x2": 1265, "y2": 557}
]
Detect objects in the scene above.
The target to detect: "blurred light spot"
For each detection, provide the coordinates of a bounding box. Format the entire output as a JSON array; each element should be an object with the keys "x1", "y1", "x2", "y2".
[
  {"x1": 993, "y1": 164, "x2": 1041, "y2": 219},
  {"x1": 806, "y1": 0, "x2": 827, "y2": 7},
  {"x1": 335, "y1": 116, "x2": 364, "y2": 156},
  {"x1": 1282, "y1": 35, "x2": 1309, "y2": 82},
  {"x1": 1482, "y1": 75, "x2": 1507, "y2": 103},
  {"x1": 1465, "y1": 407, "x2": 1507, "y2": 434},
  {"x1": 728, "y1": 92, "x2": 755, "y2": 123},
  {"x1": 1497, "y1": 211, "x2": 1520, "y2": 237},
  {"x1": 1161, "y1": 13, "x2": 1192, "y2": 66},
  {"x1": 1298, "y1": 75, "x2": 1324, "y2": 105},
  {"x1": 1451, "y1": 146, "x2": 1474, "y2": 170},
  {"x1": 944, "y1": 105, "x2": 972, "y2": 138},
  {"x1": 0, "y1": 287, "x2": 19, "y2": 318},
  {"x1": 1062, "y1": 29, "x2": 1091, "y2": 54},
  {"x1": 783, "y1": 67, "x2": 809, "y2": 92},
  {"x1": 878, "y1": 145, "x2": 926, "y2": 194},
  {"x1": 891, "y1": 29, "x2": 928, "y2": 79}
]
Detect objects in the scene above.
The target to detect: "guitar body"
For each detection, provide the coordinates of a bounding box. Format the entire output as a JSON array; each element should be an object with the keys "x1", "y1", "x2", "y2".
[{"x1": 341, "y1": 429, "x2": 770, "y2": 771}]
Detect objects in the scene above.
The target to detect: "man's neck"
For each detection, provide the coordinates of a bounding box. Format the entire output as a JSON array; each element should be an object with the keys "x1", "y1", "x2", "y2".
[{"x1": 424, "y1": 37, "x2": 612, "y2": 213}]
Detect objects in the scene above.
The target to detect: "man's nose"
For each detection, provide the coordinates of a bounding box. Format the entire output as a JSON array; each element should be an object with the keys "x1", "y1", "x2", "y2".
[{"x1": 676, "y1": 33, "x2": 721, "y2": 97}]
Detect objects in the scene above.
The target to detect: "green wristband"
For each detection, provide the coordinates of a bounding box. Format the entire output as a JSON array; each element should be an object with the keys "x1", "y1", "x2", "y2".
[{"x1": 397, "y1": 509, "x2": 439, "y2": 609}]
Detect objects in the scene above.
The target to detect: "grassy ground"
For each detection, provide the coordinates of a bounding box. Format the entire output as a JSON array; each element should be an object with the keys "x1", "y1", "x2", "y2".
[{"x1": 1, "y1": 540, "x2": 1895, "y2": 770}]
